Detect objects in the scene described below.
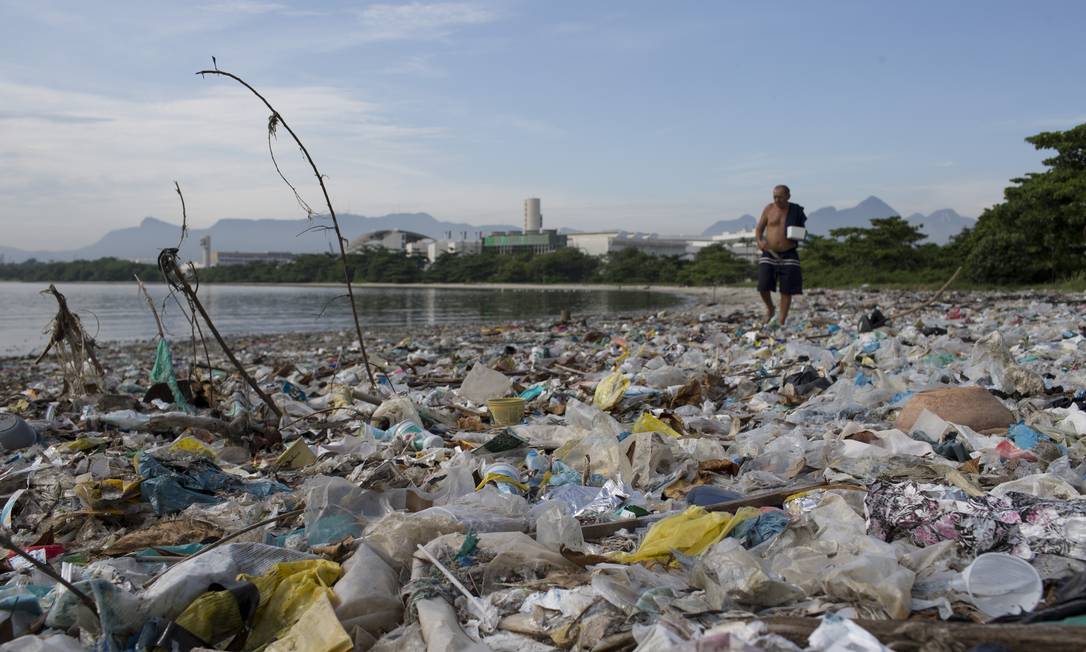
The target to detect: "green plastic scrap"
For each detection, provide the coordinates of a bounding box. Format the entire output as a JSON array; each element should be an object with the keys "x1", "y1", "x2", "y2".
[
  {"x1": 151, "y1": 339, "x2": 193, "y2": 414},
  {"x1": 455, "y1": 530, "x2": 479, "y2": 566}
]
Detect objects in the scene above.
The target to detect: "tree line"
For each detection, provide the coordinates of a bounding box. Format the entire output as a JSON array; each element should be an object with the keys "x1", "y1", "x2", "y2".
[{"x1": 0, "y1": 243, "x2": 756, "y2": 286}]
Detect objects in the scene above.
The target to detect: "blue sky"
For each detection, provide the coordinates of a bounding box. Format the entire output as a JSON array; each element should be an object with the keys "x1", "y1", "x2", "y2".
[{"x1": 1, "y1": 1, "x2": 1084, "y2": 249}]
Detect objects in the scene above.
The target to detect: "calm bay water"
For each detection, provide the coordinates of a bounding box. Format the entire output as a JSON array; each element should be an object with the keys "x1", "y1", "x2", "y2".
[{"x1": 0, "y1": 282, "x2": 683, "y2": 356}]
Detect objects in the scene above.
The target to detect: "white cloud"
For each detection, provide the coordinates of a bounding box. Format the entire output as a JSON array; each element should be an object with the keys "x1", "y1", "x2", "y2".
[
  {"x1": 354, "y1": 2, "x2": 496, "y2": 42},
  {"x1": 0, "y1": 80, "x2": 449, "y2": 249}
]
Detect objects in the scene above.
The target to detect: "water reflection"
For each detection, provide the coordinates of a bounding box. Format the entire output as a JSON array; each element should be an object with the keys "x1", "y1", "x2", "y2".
[{"x1": 0, "y1": 282, "x2": 683, "y2": 355}]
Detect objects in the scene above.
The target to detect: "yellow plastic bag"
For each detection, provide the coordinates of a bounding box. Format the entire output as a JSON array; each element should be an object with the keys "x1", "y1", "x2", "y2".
[
  {"x1": 612, "y1": 506, "x2": 759, "y2": 564},
  {"x1": 174, "y1": 589, "x2": 245, "y2": 646},
  {"x1": 241, "y1": 559, "x2": 342, "y2": 650},
  {"x1": 265, "y1": 593, "x2": 352, "y2": 652},
  {"x1": 169, "y1": 435, "x2": 217, "y2": 459},
  {"x1": 632, "y1": 412, "x2": 682, "y2": 438},
  {"x1": 174, "y1": 559, "x2": 343, "y2": 651},
  {"x1": 593, "y1": 371, "x2": 630, "y2": 411}
]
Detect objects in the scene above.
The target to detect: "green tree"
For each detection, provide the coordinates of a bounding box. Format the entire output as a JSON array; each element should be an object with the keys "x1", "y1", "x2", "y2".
[
  {"x1": 964, "y1": 123, "x2": 1086, "y2": 283},
  {"x1": 678, "y1": 244, "x2": 755, "y2": 285}
]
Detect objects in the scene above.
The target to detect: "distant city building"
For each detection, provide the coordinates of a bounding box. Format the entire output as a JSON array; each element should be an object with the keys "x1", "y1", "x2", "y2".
[
  {"x1": 523, "y1": 198, "x2": 542, "y2": 233},
  {"x1": 483, "y1": 230, "x2": 567, "y2": 255},
  {"x1": 419, "y1": 239, "x2": 483, "y2": 263},
  {"x1": 687, "y1": 229, "x2": 760, "y2": 262},
  {"x1": 199, "y1": 236, "x2": 212, "y2": 268},
  {"x1": 348, "y1": 229, "x2": 430, "y2": 253},
  {"x1": 567, "y1": 231, "x2": 692, "y2": 258},
  {"x1": 212, "y1": 251, "x2": 297, "y2": 266}
]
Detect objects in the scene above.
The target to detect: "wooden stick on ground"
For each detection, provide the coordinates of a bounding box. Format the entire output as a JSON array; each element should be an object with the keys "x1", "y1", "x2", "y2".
[{"x1": 889, "y1": 265, "x2": 963, "y2": 323}]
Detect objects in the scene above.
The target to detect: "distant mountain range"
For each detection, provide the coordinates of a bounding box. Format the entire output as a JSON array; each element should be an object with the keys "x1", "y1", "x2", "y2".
[
  {"x1": 702, "y1": 195, "x2": 975, "y2": 244},
  {"x1": 1, "y1": 195, "x2": 976, "y2": 263},
  {"x1": 0, "y1": 213, "x2": 520, "y2": 263}
]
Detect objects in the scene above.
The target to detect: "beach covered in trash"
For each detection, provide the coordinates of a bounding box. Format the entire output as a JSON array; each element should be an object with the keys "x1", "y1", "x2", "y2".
[{"x1": 2, "y1": 287, "x2": 1086, "y2": 652}]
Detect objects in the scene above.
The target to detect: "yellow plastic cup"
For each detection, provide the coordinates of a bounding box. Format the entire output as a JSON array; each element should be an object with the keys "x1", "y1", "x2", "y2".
[{"x1": 487, "y1": 398, "x2": 526, "y2": 426}]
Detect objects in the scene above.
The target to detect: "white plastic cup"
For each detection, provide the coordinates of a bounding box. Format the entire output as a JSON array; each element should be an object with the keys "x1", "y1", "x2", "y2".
[{"x1": 961, "y1": 552, "x2": 1042, "y2": 619}]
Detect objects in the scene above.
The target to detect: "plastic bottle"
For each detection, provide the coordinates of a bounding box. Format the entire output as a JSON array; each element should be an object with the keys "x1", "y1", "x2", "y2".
[
  {"x1": 413, "y1": 433, "x2": 444, "y2": 451},
  {"x1": 80, "y1": 405, "x2": 99, "y2": 430},
  {"x1": 526, "y1": 450, "x2": 549, "y2": 476}
]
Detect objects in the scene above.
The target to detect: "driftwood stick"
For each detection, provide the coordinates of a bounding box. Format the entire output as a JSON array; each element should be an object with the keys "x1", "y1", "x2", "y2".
[
  {"x1": 890, "y1": 265, "x2": 963, "y2": 323},
  {"x1": 134, "y1": 274, "x2": 166, "y2": 339},
  {"x1": 195, "y1": 66, "x2": 379, "y2": 392},
  {"x1": 0, "y1": 531, "x2": 100, "y2": 621}
]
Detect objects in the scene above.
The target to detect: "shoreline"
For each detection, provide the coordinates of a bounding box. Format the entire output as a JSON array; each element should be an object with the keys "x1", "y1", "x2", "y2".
[{"x1": 0, "y1": 286, "x2": 759, "y2": 363}]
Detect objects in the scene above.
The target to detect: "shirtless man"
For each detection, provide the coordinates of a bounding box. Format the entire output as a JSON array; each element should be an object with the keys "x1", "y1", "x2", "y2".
[{"x1": 754, "y1": 184, "x2": 805, "y2": 326}]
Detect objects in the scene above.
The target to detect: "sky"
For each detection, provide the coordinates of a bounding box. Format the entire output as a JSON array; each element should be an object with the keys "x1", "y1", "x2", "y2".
[{"x1": 2, "y1": 1, "x2": 1085, "y2": 250}]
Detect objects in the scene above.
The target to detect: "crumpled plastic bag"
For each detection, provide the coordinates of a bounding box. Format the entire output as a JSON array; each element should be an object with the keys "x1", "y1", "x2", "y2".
[
  {"x1": 141, "y1": 543, "x2": 318, "y2": 622},
  {"x1": 334, "y1": 543, "x2": 403, "y2": 640},
  {"x1": 612, "y1": 506, "x2": 753, "y2": 563},
  {"x1": 458, "y1": 364, "x2": 513, "y2": 404},
  {"x1": 266, "y1": 593, "x2": 352, "y2": 652},
  {"x1": 822, "y1": 554, "x2": 915, "y2": 619},
  {"x1": 632, "y1": 412, "x2": 682, "y2": 438},
  {"x1": 807, "y1": 613, "x2": 890, "y2": 652},
  {"x1": 174, "y1": 559, "x2": 342, "y2": 651},
  {"x1": 303, "y1": 476, "x2": 396, "y2": 546},
  {"x1": 593, "y1": 371, "x2": 630, "y2": 411},
  {"x1": 150, "y1": 338, "x2": 192, "y2": 413},
  {"x1": 535, "y1": 503, "x2": 586, "y2": 552}
]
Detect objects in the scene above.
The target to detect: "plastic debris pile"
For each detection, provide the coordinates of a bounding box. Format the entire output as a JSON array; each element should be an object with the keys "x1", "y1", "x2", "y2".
[{"x1": 1, "y1": 288, "x2": 1086, "y2": 651}]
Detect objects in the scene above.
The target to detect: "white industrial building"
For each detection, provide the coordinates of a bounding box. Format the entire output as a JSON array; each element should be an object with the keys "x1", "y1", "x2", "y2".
[
  {"x1": 687, "y1": 229, "x2": 760, "y2": 262},
  {"x1": 567, "y1": 231, "x2": 693, "y2": 258}
]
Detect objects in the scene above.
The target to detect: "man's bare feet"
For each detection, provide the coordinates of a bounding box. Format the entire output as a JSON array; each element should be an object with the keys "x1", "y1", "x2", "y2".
[{"x1": 764, "y1": 305, "x2": 775, "y2": 323}]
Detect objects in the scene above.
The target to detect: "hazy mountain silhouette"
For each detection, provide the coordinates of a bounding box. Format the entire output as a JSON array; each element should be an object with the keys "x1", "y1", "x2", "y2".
[
  {"x1": 698, "y1": 196, "x2": 973, "y2": 244},
  {"x1": 0, "y1": 213, "x2": 520, "y2": 263},
  {"x1": 701, "y1": 214, "x2": 757, "y2": 237}
]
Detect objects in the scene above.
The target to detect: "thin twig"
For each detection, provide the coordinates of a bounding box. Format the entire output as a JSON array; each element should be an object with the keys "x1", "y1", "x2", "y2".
[
  {"x1": 0, "y1": 531, "x2": 99, "y2": 621},
  {"x1": 134, "y1": 274, "x2": 166, "y2": 339},
  {"x1": 173, "y1": 181, "x2": 188, "y2": 250},
  {"x1": 889, "y1": 265, "x2": 963, "y2": 323},
  {"x1": 196, "y1": 65, "x2": 379, "y2": 391},
  {"x1": 142, "y1": 508, "x2": 304, "y2": 589}
]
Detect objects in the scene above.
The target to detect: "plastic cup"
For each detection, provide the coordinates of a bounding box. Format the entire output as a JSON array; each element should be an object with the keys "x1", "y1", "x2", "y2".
[
  {"x1": 487, "y1": 398, "x2": 526, "y2": 426},
  {"x1": 961, "y1": 552, "x2": 1042, "y2": 618}
]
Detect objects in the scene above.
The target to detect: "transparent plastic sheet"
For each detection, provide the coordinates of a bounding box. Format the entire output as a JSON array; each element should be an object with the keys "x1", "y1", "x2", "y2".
[
  {"x1": 625, "y1": 431, "x2": 692, "y2": 490},
  {"x1": 554, "y1": 430, "x2": 632, "y2": 484},
  {"x1": 458, "y1": 364, "x2": 513, "y2": 405},
  {"x1": 334, "y1": 542, "x2": 404, "y2": 641},
  {"x1": 822, "y1": 554, "x2": 915, "y2": 619},
  {"x1": 564, "y1": 398, "x2": 623, "y2": 438},
  {"x1": 303, "y1": 476, "x2": 399, "y2": 546},
  {"x1": 413, "y1": 532, "x2": 579, "y2": 596},
  {"x1": 806, "y1": 614, "x2": 891, "y2": 652},
  {"x1": 0, "y1": 636, "x2": 85, "y2": 652},
  {"x1": 534, "y1": 504, "x2": 585, "y2": 552},
  {"x1": 589, "y1": 563, "x2": 689, "y2": 616},
  {"x1": 687, "y1": 537, "x2": 804, "y2": 609}
]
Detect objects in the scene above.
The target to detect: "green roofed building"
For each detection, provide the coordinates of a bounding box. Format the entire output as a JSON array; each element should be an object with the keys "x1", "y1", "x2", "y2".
[{"x1": 483, "y1": 229, "x2": 567, "y2": 255}]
